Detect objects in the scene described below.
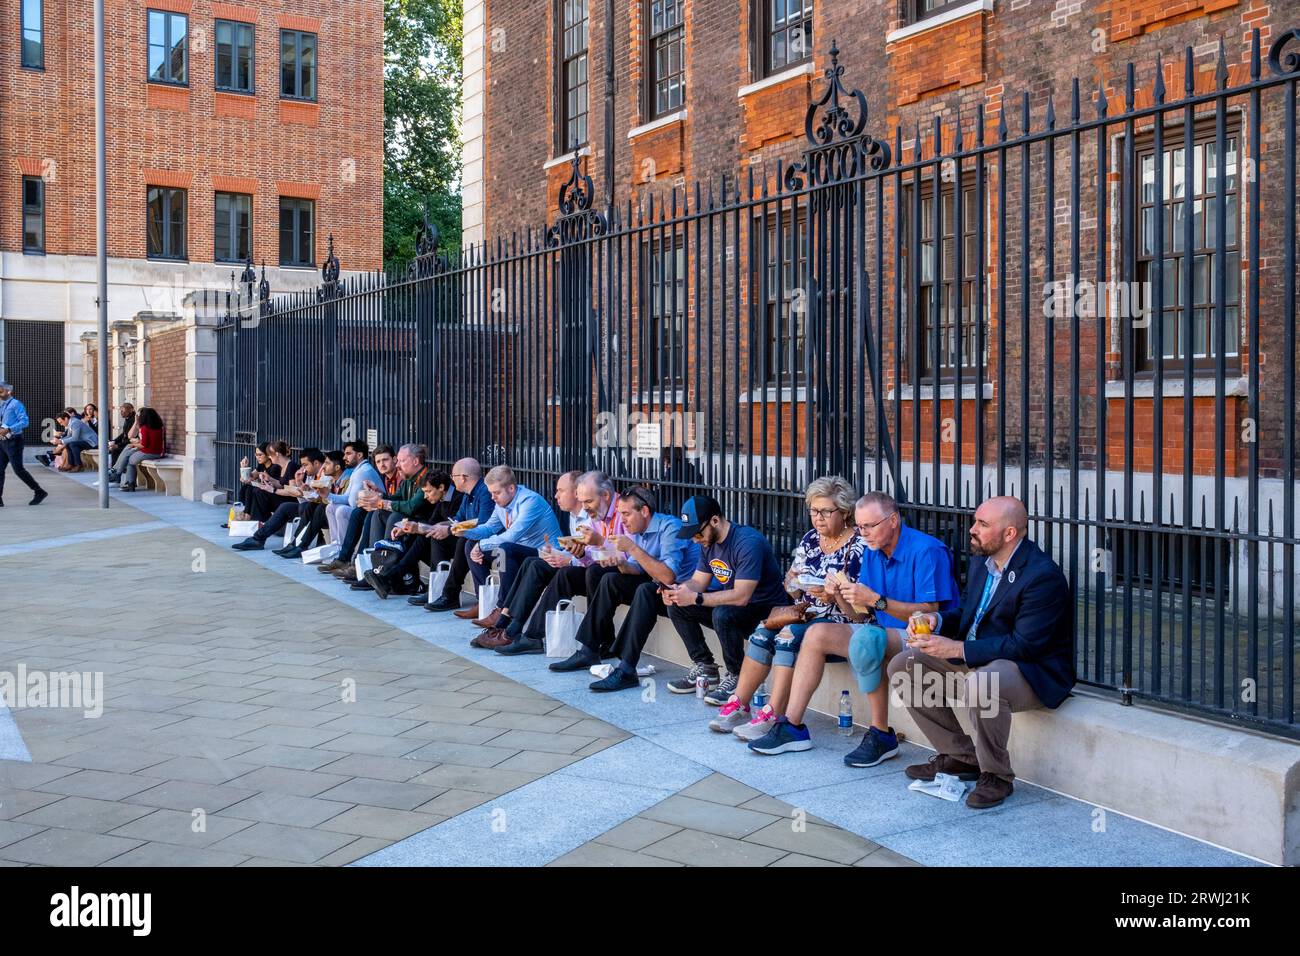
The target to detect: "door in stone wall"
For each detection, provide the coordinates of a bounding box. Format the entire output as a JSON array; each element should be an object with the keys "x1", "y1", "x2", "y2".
[{"x1": 0, "y1": 318, "x2": 65, "y2": 442}]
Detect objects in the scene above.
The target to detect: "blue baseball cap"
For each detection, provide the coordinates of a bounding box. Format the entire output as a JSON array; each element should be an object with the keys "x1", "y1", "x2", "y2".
[
  {"x1": 848, "y1": 624, "x2": 889, "y2": 693},
  {"x1": 676, "y1": 495, "x2": 723, "y2": 538}
]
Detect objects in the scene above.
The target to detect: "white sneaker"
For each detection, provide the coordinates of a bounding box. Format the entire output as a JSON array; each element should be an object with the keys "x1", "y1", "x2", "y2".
[
  {"x1": 733, "y1": 705, "x2": 777, "y2": 741},
  {"x1": 708, "y1": 697, "x2": 751, "y2": 733}
]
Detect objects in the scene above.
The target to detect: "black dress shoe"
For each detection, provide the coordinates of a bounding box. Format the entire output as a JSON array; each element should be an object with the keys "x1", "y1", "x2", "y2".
[
  {"x1": 279, "y1": 546, "x2": 304, "y2": 559},
  {"x1": 424, "y1": 595, "x2": 461, "y2": 613},
  {"x1": 364, "y1": 570, "x2": 391, "y2": 599},
  {"x1": 232, "y1": 538, "x2": 264, "y2": 551},
  {"x1": 350, "y1": 578, "x2": 376, "y2": 592},
  {"x1": 590, "y1": 669, "x2": 641, "y2": 693},
  {"x1": 549, "y1": 648, "x2": 600, "y2": 672},
  {"x1": 496, "y1": 637, "x2": 544, "y2": 656},
  {"x1": 407, "y1": 594, "x2": 430, "y2": 607}
]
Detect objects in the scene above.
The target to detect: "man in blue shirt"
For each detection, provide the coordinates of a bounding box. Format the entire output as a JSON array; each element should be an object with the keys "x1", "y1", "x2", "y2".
[
  {"x1": 658, "y1": 495, "x2": 789, "y2": 698},
  {"x1": 484, "y1": 470, "x2": 624, "y2": 655},
  {"x1": 425, "y1": 457, "x2": 497, "y2": 613},
  {"x1": 753, "y1": 492, "x2": 958, "y2": 763},
  {"x1": 551, "y1": 485, "x2": 699, "y2": 676},
  {"x1": 0, "y1": 382, "x2": 47, "y2": 506},
  {"x1": 445, "y1": 464, "x2": 561, "y2": 619}
]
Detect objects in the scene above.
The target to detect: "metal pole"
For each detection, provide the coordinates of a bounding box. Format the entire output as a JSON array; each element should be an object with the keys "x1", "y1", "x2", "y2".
[{"x1": 94, "y1": 0, "x2": 109, "y2": 508}]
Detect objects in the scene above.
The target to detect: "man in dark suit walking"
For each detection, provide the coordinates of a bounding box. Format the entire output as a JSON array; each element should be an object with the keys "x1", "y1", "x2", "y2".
[{"x1": 886, "y1": 496, "x2": 1073, "y2": 809}]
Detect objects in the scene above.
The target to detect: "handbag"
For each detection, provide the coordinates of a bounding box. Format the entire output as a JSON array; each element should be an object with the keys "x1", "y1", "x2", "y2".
[
  {"x1": 762, "y1": 601, "x2": 809, "y2": 632},
  {"x1": 478, "y1": 571, "x2": 502, "y2": 619},
  {"x1": 281, "y1": 517, "x2": 301, "y2": 550},
  {"x1": 302, "y1": 542, "x2": 340, "y2": 565},
  {"x1": 355, "y1": 547, "x2": 376, "y2": 578},
  {"x1": 544, "y1": 599, "x2": 584, "y2": 658}
]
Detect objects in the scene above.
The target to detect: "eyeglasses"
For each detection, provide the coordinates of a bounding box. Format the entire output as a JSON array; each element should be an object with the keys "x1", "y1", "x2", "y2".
[
  {"x1": 623, "y1": 487, "x2": 656, "y2": 510},
  {"x1": 808, "y1": 507, "x2": 840, "y2": 519},
  {"x1": 855, "y1": 514, "x2": 896, "y2": 533}
]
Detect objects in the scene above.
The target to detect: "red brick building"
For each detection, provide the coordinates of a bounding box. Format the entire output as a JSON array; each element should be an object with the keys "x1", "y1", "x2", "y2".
[{"x1": 0, "y1": 0, "x2": 383, "y2": 420}]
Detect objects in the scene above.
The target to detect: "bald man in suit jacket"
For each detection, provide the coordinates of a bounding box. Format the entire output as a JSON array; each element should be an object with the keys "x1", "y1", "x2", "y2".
[{"x1": 886, "y1": 496, "x2": 1073, "y2": 809}]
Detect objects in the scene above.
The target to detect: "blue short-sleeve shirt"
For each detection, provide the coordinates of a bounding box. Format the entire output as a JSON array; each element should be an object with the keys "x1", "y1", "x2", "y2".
[{"x1": 856, "y1": 523, "x2": 959, "y2": 629}]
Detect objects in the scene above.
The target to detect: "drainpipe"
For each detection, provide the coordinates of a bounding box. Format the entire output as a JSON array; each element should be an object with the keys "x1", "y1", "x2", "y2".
[{"x1": 604, "y1": 0, "x2": 615, "y2": 204}]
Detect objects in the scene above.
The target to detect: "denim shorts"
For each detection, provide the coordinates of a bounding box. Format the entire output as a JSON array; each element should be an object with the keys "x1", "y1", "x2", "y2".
[{"x1": 746, "y1": 619, "x2": 848, "y2": 669}]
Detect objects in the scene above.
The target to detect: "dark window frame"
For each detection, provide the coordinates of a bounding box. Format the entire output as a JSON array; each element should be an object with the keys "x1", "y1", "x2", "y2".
[
  {"x1": 554, "y1": 0, "x2": 589, "y2": 154},
  {"x1": 279, "y1": 197, "x2": 315, "y2": 268},
  {"x1": 22, "y1": 175, "x2": 45, "y2": 255},
  {"x1": 280, "y1": 29, "x2": 318, "y2": 102},
  {"x1": 147, "y1": 8, "x2": 189, "y2": 87},
  {"x1": 21, "y1": 0, "x2": 43, "y2": 70},
  {"x1": 147, "y1": 185, "x2": 188, "y2": 262},
  {"x1": 215, "y1": 18, "x2": 256, "y2": 95},
  {"x1": 901, "y1": 173, "x2": 984, "y2": 382},
  {"x1": 903, "y1": 0, "x2": 970, "y2": 26},
  {"x1": 643, "y1": 0, "x2": 685, "y2": 122},
  {"x1": 214, "y1": 191, "x2": 253, "y2": 264},
  {"x1": 750, "y1": 205, "x2": 810, "y2": 386},
  {"x1": 751, "y1": 0, "x2": 812, "y2": 81},
  {"x1": 1133, "y1": 117, "x2": 1242, "y2": 375},
  {"x1": 638, "y1": 234, "x2": 688, "y2": 389}
]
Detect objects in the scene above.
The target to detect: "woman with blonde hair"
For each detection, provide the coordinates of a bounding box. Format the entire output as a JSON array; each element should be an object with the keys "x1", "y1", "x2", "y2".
[{"x1": 705, "y1": 475, "x2": 868, "y2": 741}]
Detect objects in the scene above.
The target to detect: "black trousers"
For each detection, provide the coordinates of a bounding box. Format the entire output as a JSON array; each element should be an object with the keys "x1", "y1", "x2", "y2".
[
  {"x1": 253, "y1": 501, "x2": 300, "y2": 543},
  {"x1": 575, "y1": 570, "x2": 654, "y2": 655},
  {"x1": 384, "y1": 533, "x2": 455, "y2": 581},
  {"x1": 293, "y1": 500, "x2": 328, "y2": 549},
  {"x1": 513, "y1": 563, "x2": 620, "y2": 643},
  {"x1": 242, "y1": 485, "x2": 281, "y2": 522},
  {"x1": 609, "y1": 581, "x2": 672, "y2": 673},
  {"x1": 499, "y1": 556, "x2": 559, "y2": 623},
  {"x1": 440, "y1": 536, "x2": 474, "y2": 602},
  {"x1": 0, "y1": 435, "x2": 43, "y2": 498},
  {"x1": 666, "y1": 600, "x2": 781, "y2": 676}
]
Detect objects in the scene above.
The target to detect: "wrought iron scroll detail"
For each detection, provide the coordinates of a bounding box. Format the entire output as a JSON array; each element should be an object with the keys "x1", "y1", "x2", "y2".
[
  {"x1": 318, "y1": 235, "x2": 342, "y2": 300},
  {"x1": 545, "y1": 150, "x2": 608, "y2": 248},
  {"x1": 1268, "y1": 28, "x2": 1300, "y2": 75},
  {"x1": 783, "y1": 41, "x2": 891, "y2": 192},
  {"x1": 408, "y1": 201, "x2": 446, "y2": 279}
]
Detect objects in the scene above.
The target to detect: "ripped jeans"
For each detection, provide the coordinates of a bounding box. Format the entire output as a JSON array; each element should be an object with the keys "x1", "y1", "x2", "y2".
[{"x1": 744, "y1": 619, "x2": 847, "y2": 669}]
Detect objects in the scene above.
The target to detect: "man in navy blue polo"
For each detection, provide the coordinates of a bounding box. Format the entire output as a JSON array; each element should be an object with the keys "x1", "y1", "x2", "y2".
[{"x1": 751, "y1": 492, "x2": 957, "y2": 762}]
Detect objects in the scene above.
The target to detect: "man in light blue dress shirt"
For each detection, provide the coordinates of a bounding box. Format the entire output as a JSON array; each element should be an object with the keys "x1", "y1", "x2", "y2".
[{"x1": 0, "y1": 382, "x2": 47, "y2": 505}]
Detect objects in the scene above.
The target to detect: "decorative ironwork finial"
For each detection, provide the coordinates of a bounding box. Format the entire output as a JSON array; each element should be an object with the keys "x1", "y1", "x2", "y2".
[
  {"x1": 258, "y1": 260, "x2": 271, "y2": 315},
  {"x1": 783, "y1": 39, "x2": 891, "y2": 192},
  {"x1": 545, "y1": 147, "x2": 607, "y2": 247},
  {"x1": 239, "y1": 254, "x2": 256, "y2": 290},
  {"x1": 319, "y1": 235, "x2": 341, "y2": 299}
]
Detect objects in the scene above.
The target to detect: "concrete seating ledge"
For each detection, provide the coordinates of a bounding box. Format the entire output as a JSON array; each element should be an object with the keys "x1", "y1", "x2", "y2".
[{"x1": 539, "y1": 591, "x2": 1300, "y2": 866}]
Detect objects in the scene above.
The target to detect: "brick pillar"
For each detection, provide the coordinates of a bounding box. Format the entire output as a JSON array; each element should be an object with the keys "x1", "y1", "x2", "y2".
[{"x1": 182, "y1": 291, "x2": 221, "y2": 500}]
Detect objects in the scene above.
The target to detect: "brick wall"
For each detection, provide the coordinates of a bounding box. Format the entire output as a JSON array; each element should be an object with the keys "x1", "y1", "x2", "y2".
[
  {"x1": 0, "y1": 1, "x2": 383, "y2": 270},
  {"x1": 147, "y1": 327, "x2": 187, "y2": 455}
]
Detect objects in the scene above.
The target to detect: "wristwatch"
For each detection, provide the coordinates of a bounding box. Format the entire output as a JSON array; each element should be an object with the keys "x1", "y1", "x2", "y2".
[
  {"x1": 872, "y1": 595, "x2": 889, "y2": 611},
  {"x1": 694, "y1": 591, "x2": 705, "y2": 606}
]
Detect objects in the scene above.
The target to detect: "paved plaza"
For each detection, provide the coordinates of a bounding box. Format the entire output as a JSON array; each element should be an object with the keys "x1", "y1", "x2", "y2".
[{"x1": 0, "y1": 464, "x2": 1260, "y2": 867}]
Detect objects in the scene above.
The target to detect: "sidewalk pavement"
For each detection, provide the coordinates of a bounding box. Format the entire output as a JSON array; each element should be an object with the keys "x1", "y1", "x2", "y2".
[{"x1": 0, "y1": 467, "x2": 1260, "y2": 866}]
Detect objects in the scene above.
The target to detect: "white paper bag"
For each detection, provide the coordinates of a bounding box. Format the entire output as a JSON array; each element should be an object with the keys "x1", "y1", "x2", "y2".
[
  {"x1": 478, "y1": 571, "x2": 501, "y2": 619},
  {"x1": 545, "y1": 599, "x2": 584, "y2": 658},
  {"x1": 228, "y1": 520, "x2": 260, "y2": 537},
  {"x1": 355, "y1": 547, "x2": 375, "y2": 579},
  {"x1": 282, "y1": 517, "x2": 301, "y2": 549},
  {"x1": 427, "y1": 560, "x2": 452, "y2": 601},
  {"x1": 302, "y1": 542, "x2": 340, "y2": 565}
]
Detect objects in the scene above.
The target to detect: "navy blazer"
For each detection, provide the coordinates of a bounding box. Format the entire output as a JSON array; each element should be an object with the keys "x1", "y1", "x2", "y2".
[{"x1": 938, "y1": 537, "x2": 1076, "y2": 709}]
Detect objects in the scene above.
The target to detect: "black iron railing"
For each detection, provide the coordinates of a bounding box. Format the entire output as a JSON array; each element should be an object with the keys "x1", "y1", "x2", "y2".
[{"x1": 212, "y1": 32, "x2": 1300, "y2": 736}]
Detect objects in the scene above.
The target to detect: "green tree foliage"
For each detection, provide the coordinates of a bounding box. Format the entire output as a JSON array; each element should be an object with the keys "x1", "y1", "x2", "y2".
[{"x1": 385, "y1": 0, "x2": 463, "y2": 270}]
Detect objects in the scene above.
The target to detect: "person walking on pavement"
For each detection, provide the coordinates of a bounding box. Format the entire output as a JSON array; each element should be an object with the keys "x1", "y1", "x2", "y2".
[{"x1": 0, "y1": 382, "x2": 48, "y2": 506}]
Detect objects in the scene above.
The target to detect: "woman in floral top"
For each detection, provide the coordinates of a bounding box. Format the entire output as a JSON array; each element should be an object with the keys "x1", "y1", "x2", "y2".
[{"x1": 707, "y1": 475, "x2": 868, "y2": 739}]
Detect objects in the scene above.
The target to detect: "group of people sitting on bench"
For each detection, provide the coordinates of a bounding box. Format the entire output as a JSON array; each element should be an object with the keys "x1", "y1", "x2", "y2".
[{"x1": 227, "y1": 439, "x2": 1075, "y2": 810}]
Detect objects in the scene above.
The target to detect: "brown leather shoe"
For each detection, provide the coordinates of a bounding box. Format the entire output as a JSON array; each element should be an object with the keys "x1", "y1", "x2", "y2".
[
  {"x1": 472, "y1": 607, "x2": 504, "y2": 629},
  {"x1": 966, "y1": 772, "x2": 1014, "y2": 809},
  {"x1": 318, "y1": 560, "x2": 345, "y2": 574},
  {"x1": 453, "y1": 606, "x2": 480, "y2": 620},
  {"x1": 336, "y1": 567, "x2": 358, "y2": 583},
  {"x1": 471, "y1": 627, "x2": 513, "y2": 649},
  {"x1": 904, "y1": 754, "x2": 981, "y2": 782}
]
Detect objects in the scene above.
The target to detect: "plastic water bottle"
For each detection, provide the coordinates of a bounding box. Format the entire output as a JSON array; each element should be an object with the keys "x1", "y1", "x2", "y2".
[
  {"x1": 838, "y1": 691, "x2": 854, "y2": 736},
  {"x1": 752, "y1": 680, "x2": 768, "y2": 710}
]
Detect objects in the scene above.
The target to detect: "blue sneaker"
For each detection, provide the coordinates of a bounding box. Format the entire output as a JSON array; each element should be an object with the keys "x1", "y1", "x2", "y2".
[
  {"x1": 747, "y1": 716, "x2": 812, "y2": 755},
  {"x1": 844, "y1": 725, "x2": 899, "y2": 768}
]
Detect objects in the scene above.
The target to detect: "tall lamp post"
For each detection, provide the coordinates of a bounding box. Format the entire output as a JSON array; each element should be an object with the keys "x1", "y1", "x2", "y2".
[{"x1": 94, "y1": 0, "x2": 109, "y2": 508}]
